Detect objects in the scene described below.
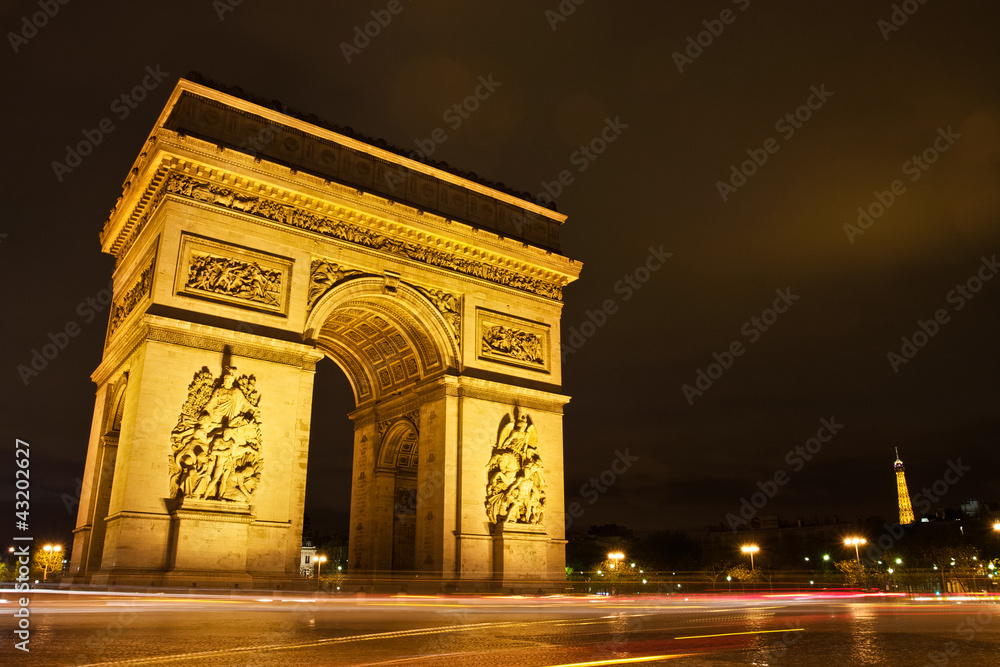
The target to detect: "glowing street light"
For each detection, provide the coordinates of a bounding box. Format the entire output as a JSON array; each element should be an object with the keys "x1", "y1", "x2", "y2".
[
  {"x1": 607, "y1": 552, "x2": 624, "y2": 569},
  {"x1": 741, "y1": 545, "x2": 760, "y2": 570},
  {"x1": 40, "y1": 545, "x2": 63, "y2": 581},
  {"x1": 844, "y1": 537, "x2": 867, "y2": 563},
  {"x1": 316, "y1": 555, "x2": 327, "y2": 581}
]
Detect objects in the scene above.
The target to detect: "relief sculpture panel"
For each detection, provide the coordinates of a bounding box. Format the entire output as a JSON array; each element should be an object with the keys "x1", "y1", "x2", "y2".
[
  {"x1": 107, "y1": 248, "x2": 156, "y2": 340},
  {"x1": 186, "y1": 253, "x2": 282, "y2": 306},
  {"x1": 168, "y1": 366, "x2": 264, "y2": 504},
  {"x1": 485, "y1": 407, "x2": 545, "y2": 525},
  {"x1": 175, "y1": 233, "x2": 292, "y2": 315},
  {"x1": 413, "y1": 285, "x2": 461, "y2": 341},
  {"x1": 477, "y1": 308, "x2": 550, "y2": 372},
  {"x1": 308, "y1": 258, "x2": 364, "y2": 310}
]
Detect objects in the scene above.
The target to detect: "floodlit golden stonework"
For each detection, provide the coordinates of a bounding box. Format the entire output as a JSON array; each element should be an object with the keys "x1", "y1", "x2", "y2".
[{"x1": 68, "y1": 78, "x2": 580, "y2": 591}]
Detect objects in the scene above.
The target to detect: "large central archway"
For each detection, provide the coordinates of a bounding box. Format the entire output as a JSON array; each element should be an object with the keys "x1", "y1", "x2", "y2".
[
  {"x1": 67, "y1": 78, "x2": 581, "y2": 592},
  {"x1": 307, "y1": 279, "x2": 460, "y2": 581},
  {"x1": 307, "y1": 278, "x2": 460, "y2": 405}
]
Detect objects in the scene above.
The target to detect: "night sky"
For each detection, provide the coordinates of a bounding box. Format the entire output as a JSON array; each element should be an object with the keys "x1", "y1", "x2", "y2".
[{"x1": 2, "y1": 1, "x2": 998, "y2": 547}]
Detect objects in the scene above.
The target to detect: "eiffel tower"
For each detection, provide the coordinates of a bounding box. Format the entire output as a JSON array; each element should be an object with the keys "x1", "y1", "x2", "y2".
[{"x1": 894, "y1": 448, "x2": 915, "y2": 525}]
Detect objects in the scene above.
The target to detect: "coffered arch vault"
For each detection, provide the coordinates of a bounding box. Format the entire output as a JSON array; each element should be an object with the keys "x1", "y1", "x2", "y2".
[{"x1": 306, "y1": 277, "x2": 460, "y2": 406}]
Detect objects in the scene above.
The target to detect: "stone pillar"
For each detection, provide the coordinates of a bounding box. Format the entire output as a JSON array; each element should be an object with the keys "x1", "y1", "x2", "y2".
[
  {"x1": 167, "y1": 499, "x2": 254, "y2": 585},
  {"x1": 371, "y1": 470, "x2": 396, "y2": 572},
  {"x1": 67, "y1": 380, "x2": 121, "y2": 583},
  {"x1": 491, "y1": 523, "x2": 550, "y2": 590},
  {"x1": 78, "y1": 318, "x2": 321, "y2": 587},
  {"x1": 448, "y1": 378, "x2": 570, "y2": 592}
]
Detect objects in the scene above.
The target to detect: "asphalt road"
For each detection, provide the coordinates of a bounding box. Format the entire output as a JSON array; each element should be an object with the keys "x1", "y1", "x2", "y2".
[{"x1": 3, "y1": 591, "x2": 999, "y2": 665}]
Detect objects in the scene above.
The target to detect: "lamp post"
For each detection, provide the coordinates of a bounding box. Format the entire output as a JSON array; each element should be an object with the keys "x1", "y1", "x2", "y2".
[
  {"x1": 844, "y1": 537, "x2": 867, "y2": 563},
  {"x1": 41, "y1": 545, "x2": 62, "y2": 581},
  {"x1": 316, "y1": 555, "x2": 327, "y2": 584},
  {"x1": 741, "y1": 545, "x2": 760, "y2": 570},
  {"x1": 607, "y1": 552, "x2": 624, "y2": 569}
]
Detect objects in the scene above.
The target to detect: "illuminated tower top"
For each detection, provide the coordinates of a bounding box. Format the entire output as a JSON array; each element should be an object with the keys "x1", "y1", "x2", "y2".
[{"x1": 894, "y1": 448, "x2": 915, "y2": 525}]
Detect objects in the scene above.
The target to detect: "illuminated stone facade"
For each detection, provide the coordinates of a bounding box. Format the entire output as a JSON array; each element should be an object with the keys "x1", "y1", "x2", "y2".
[{"x1": 67, "y1": 79, "x2": 580, "y2": 591}]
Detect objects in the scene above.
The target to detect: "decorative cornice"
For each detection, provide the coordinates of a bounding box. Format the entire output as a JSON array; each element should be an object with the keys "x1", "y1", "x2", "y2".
[
  {"x1": 172, "y1": 510, "x2": 256, "y2": 524},
  {"x1": 94, "y1": 314, "x2": 322, "y2": 387},
  {"x1": 106, "y1": 165, "x2": 171, "y2": 262},
  {"x1": 104, "y1": 511, "x2": 172, "y2": 523},
  {"x1": 349, "y1": 393, "x2": 427, "y2": 428},
  {"x1": 145, "y1": 322, "x2": 320, "y2": 370},
  {"x1": 174, "y1": 78, "x2": 555, "y2": 210},
  {"x1": 360, "y1": 375, "x2": 571, "y2": 415},
  {"x1": 449, "y1": 380, "x2": 569, "y2": 415},
  {"x1": 107, "y1": 160, "x2": 569, "y2": 301}
]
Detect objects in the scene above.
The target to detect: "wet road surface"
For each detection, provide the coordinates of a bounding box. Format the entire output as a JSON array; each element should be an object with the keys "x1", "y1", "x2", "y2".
[{"x1": 3, "y1": 591, "x2": 999, "y2": 665}]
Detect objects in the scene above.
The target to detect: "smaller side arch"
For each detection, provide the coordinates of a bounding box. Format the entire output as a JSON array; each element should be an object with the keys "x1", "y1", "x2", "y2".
[
  {"x1": 104, "y1": 373, "x2": 129, "y2": 436},
  {"x1": 377, "y1": 417, "x2": 420, "y2": 471}
]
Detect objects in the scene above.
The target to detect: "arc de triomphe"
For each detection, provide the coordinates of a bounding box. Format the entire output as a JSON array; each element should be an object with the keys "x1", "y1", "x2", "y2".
[{"x1": 67, "y1": 78, "x2": 580, "y2": 591}]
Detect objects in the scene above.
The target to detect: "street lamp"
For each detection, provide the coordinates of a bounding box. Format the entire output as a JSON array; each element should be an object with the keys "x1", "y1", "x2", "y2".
[
  {"x1": 607, "y1": 552, "x2": 624, "y2": 570},
  {"x1": 741, "y1": 545, "x2": 760, "y2": 570},
  {"x1": 316, "y1": 555, "x2": 327, "y2": 581},
  {"x1": 844, "y1": 537, "x2": 867, "y2": 563},
  {"x1": 41, "y1": 545, "x2": 62, "y2": 581}
]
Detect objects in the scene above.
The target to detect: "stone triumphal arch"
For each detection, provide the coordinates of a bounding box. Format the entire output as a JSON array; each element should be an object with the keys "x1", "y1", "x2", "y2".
[{"x1": 67, "y1": 78, "x2": 580, "y2": 590}]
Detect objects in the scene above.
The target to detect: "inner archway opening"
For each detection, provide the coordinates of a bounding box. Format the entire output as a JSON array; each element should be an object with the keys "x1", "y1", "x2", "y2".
[{"x1": 303, "y1": 357, "x2": 355, "y2": 569}]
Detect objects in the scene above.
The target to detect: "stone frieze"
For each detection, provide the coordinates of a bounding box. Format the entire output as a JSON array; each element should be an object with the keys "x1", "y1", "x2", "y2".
[{"x1": 157, "y1": 172, "x2": 562, "y2": 301}]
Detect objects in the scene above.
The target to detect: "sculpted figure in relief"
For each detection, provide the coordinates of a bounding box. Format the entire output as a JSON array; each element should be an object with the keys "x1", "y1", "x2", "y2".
[
  {"x1": 482, "y1": 325, "x2": 543, "y2": 365},
  {"x1": 308, "y1": 259, "x2": 363, "y2": 309},
  {"x1": 485, "y1": 407, "x2": 545, "y2": 525},
  {"x1": 415, "y1": 286, "x2": 461, "y2": 337},
  {"x1": 186, "y1": 253, "x2": 282, "y2": 306},
  {"x1": 169, "y1": 366, "x2": 264, "y2": 503}
]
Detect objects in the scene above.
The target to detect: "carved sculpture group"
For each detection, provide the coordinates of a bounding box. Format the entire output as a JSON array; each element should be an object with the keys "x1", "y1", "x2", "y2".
[
  {"x1": 308, "y1": 259, "x2": 364, "y2": 309},
  {"x1": 169, "y1": 366, "x2": 264, "y2": 503},
  {"x1": 414, "y1": 286, "x2": 461, "y2": 338},
  {"x1": 485, "y1": 408, "x2": 545, "y2": 525},
  {"x1": 482, "y1": 325, "x2": 543, "y2": 365},
  {"x1": 186, "y1": 252, "x2": 282, "y2": 306},
  {"x1": 107, "y1": 260, "x2": 154, "y2": 337}
]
